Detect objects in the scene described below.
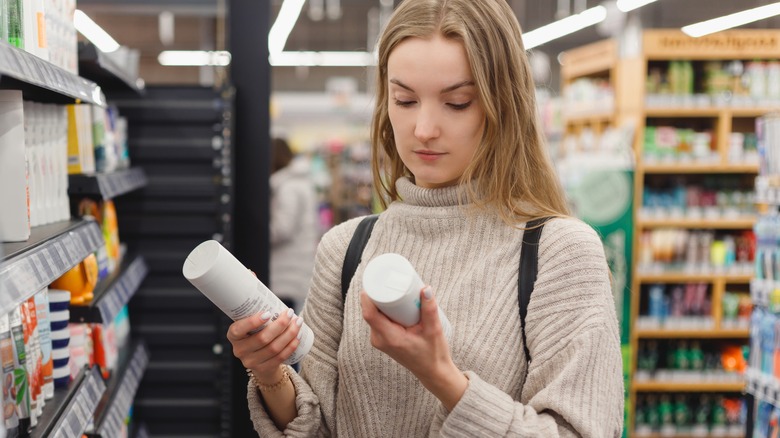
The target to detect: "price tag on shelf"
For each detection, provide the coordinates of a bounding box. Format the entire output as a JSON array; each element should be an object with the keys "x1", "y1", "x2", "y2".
[{"x1": 98, "y1": 344, "x2": 149, "y2": 437}]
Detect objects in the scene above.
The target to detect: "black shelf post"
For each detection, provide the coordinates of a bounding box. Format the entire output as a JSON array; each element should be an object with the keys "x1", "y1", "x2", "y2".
[{"x1": 229, "y1": 0, "x2": 271, "y2": 436}]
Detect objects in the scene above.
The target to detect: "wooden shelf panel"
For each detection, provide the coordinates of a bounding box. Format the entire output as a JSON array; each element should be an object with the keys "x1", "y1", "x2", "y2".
[
  {"x1": 636, "y1": 329, "x2": 750, "y2": 339},
  {"x1": 564, "y1": 110, "x2": 613, "y2": 125},
  {"x1": 637, "y1": 218, "x2": 756, "y2": 229},
  {"x1": 645, "y1": 108, "x2": 720, "y2": 117},
  {"x1": 634, "y1": 381, "x2": 744, "y2": 392},
  {"x1": 642, "y1": 164, "x2": 760, "y2": 174},
  {"x1": 644, "y1": 107, "x2": 778, "y2": 118},
  {"x1": 637, "y1": 273, "x2": 752, "y2": 284}
]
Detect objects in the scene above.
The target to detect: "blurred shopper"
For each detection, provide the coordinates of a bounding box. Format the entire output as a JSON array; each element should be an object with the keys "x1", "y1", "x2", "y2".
[
  {"x1": 269, "y1": 138, "x2": 318, "y2": 314},
  {"x1": 229, "y1": 1, "x2": 623, "y2": 436}
]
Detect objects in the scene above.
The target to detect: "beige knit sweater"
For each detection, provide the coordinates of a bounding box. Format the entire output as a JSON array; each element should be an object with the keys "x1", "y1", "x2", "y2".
[{"x1": 248, "y1": 177, "x2": 624, "y2": 437}]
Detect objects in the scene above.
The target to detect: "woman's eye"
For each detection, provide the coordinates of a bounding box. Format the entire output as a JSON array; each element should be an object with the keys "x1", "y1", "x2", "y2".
[
  {"x1": 447, "y1": 101, "x2": 472, "y2": 110},
  {"x1": 394, "y1": 99, "x2": 416, "y2": 107}
]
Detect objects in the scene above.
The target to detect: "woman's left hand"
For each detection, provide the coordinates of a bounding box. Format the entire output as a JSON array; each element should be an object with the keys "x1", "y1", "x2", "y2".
[{"x1": 360, "y1": 286, "x2": 468, "y2": 410}]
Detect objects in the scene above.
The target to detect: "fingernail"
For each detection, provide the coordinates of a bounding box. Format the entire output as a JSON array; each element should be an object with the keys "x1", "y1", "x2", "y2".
[
  {"x1": 260, "y1": 311, "x2": 272, "y2": 320},
  {"x1": 286, "y1": 308, "x2": 295, "y2": 318},
  {"x1": 297, "y1": 330, "x2": 303, "y2": 340},
  {"x1": 423, "y1": 286, "x2": 434, "y2": 300},
  {"x1": 296, "y1": 317, "x2": 304, "y2": 327}
]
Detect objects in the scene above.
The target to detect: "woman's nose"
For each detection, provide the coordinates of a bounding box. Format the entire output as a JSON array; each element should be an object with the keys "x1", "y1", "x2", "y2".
[{"x1": 414, "y1": 105, "x2": 441, "y2": 143}]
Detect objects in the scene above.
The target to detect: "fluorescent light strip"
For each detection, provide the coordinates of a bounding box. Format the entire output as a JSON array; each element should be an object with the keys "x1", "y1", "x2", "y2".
[
  {"x1": 682, "y1": 2, "x2": 780, "y2": 37},
  {"x1": 616, "y1": 0, "x2": 658, "y2": 13},
  {"x1": 522, "y1": 6, "x2": 607, "y2": 50},
  {"x1": 270, "y1": 51, "x2": 376, "y2": 67},
  {"x1": 158, "y1": 51, "x2": 232, "y2": 66},
  {"x1": 269, "y1": 0, "x2": 306, "y2": 55},
  {"x1": 73, "y1": 10, "x2": 120, "y2": 53}
]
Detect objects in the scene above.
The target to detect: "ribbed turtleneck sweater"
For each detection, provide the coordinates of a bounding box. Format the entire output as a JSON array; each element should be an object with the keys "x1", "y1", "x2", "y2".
[{"x1": 248, "y1": 177, "x2": 624, "y2": 437}]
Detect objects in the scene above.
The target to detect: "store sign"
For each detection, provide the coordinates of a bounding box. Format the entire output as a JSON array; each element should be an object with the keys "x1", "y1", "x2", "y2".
[
  {"x1": 644, "y1": 30, "x2": 780, "y2": 59},
  {"x1": 658, "y1": 34, "x2": 778, "y2": 52}
]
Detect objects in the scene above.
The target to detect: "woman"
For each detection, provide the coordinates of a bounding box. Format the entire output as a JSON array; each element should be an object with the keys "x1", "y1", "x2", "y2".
[
  {"x1": 228, "y1": 0, "x2": 624, "y2": 436},
  {"x1": 269, "y1": 137, "x2": 318, "y2": 314}
]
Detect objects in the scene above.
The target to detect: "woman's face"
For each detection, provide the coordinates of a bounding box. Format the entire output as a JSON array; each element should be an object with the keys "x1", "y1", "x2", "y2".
[{"x1": 387, "y1": 35, "x2": 485, "y2": 189}]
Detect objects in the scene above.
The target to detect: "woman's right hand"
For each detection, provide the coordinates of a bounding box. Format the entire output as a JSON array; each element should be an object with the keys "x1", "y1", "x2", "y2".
[{"x1": 227, "y1": 308, "x2": 304, "y2": 382}]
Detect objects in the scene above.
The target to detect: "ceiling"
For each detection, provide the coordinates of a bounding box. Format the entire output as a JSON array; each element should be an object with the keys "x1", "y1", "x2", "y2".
[{"x1": 76, "y1": 0, "x2": 780, "y2": 91}]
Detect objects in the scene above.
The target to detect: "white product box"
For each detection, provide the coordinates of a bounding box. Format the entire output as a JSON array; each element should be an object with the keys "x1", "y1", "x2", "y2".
[{"x1": 0, "y1": 91, "x2": 30, "y2": 242}]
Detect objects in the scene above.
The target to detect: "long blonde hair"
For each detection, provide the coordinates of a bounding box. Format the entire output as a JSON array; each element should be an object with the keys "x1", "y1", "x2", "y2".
[{"x1": 371, "y1": 0, "x2": 570, "y2": 224}]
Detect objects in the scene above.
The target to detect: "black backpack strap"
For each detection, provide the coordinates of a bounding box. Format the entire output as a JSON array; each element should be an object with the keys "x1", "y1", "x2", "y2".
[
  {"x1": 519, "y1": 217, "x2": 549, "y2": 364},
  {"x1": 341, "y1": 215, "x2": 380, "y2": 302}
]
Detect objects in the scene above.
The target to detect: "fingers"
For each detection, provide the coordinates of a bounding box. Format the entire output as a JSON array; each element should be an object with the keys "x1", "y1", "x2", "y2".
[
  {"x1": 227, "y1": 311, "x2": 271, "y2": 342},
  {"x1": 360, "y1": 290, "x2": 394, "y2": 329},
  {"x1": 419, "y1": 286, "x2": 443, "y2": 336},
  {"x1": 227, "y1": 308, "x2": 303, "y2": 372}
]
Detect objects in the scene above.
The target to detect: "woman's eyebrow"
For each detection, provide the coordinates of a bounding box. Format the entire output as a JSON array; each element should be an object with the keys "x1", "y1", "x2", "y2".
[{"x1": 389, "y1": 78, "x2": 474, "y2": 94}]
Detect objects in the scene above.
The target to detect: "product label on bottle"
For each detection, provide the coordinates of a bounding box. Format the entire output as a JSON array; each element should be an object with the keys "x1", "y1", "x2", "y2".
[
  {"x1": 0, "y1": 315, "x2": 19, "y2": 430},
  {"x1": 36, "y1": 13, "x2": 47, "y2": 49},
  {"x1": 9, "y1": 310, "x2": 30, "y2": 422}
]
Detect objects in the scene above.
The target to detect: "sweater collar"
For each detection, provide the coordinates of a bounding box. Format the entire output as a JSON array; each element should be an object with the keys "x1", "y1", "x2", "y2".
[{"x1": 396, "y1": 177, "x2": 469, "y2": 208}]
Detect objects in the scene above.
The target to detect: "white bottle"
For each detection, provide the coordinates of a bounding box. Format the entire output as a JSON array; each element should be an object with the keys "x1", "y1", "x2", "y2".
[
  {"x1": 362, "y1": 253, "x2": 452, "y2": 339},
  {"x1": 183, "y1": 240, "x2": 314, "y2": 365}
]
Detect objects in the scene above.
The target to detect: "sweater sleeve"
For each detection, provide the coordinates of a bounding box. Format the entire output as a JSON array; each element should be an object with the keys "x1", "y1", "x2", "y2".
[
  {"x1": 435, "y1": 218, "x2": 624, "y2": 437},
  {"x1": 247, "y1": 217, "x2": 364, "y2": 437}
]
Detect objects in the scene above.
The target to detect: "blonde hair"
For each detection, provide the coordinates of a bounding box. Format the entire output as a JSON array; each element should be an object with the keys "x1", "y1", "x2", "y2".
[{"x1": 371, "y1": 0, "x2": 570, "y2": 225}]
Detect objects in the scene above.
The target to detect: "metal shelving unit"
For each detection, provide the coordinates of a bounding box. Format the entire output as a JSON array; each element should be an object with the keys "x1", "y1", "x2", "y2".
[
  {"x1": 0, "y1": 40, "x2": 103, "y2": 105},
  {"x1": 0, "y1": 219, "x2": 103, "y2": 314},
  {"x1": 77, "y1": 41, "x2": 144, "y2": 98},
  {"x1": 88, "y1": 342, "x2": 150, "y2": 438},
  {"x1": 68, "y1": 168, "x2": 148, "y2": 201},
  {"x1": 112, "y1": 86, "x2": 235, "y2": 435},
  {"x1": 31, "y1": 367, "x2": 107, "y2": 438},
  {"x1": 70, "y1": 254, "x2": 148, "y2": 324}
]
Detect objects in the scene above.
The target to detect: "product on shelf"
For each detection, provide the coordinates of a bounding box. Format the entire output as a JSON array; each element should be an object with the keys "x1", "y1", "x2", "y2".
[
  {"x1": 635, "y1": 339, "x2": 746, "y2": 383},
  {"x1": 24, "y1": 102, "x2": 71, "y2": 228},
  {"x1": 638, "y1": 283, "x2": 713, "y2": 330},
  {"x1": 641, "y1": 175, "x2": 756, "y2": 220},
  {"x1": 8, "y1": 307, "x2": 30, "y2": 435},
  {"x1": 0, "y1": 90, "x2": 29, "y2": 243},
  {"x1": 79, "y1": 199, "x2": 122, "y2": 279},
  {"x1": 50, "y1": 253, "x2": 99, "y2": 305},
  {"x1": 646, "y1": 59, "x2": 780, "y2": 108},
  {"x1": 563, "y1": 77, "x2": 614, "y2": 117},
  {"x1": 638, "y1": 229, "x2": 754, "y2": 275},
  {"x1": 0, "y1": 314, "x2": 19, "y2": 433},
  {"x1": 635, "y1": 393, "x2": 744, "y2": 436},
  {"x1": 67, "y1": 104, "x2": 96, "y2": 175}
]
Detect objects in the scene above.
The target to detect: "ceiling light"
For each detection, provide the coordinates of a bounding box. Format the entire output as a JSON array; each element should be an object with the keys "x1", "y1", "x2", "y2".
[
  {"x1": 270, "y1": 51, "x2": 376, "y2": 67},
  {"x1": 616, "y1": 0, "x2": 658, "y2": 13},
  {"x1": 158, "y1": 51, "x2": 232, "y2": 66},
  {"x1": 73, "y1": 10, "x2": 120, "y2": 53},
  {"x1": 682, "y1": 2, "x2": 780, "y2": 37},
  {"x1": 269, "y1": 0, "x2": 306, "y2": 55},
  {"x1": 522, "y1": 6, "x2": 607, "y2": 50}
]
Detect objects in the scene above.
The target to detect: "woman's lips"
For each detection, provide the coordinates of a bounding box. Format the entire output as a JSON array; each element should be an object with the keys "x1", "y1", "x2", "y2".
[{"x1": 415, "y1": 150, "x2": 446, "y2": 162}]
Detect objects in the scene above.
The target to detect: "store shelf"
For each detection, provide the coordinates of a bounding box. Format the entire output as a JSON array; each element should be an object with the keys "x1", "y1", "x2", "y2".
[
  {"x1": 68, "y1": 168, "x2": 148, "y2": 201},
  {"x1": 636, "y1": 329, "x2": 750, "y2": 339},
  {"x1": 0, "y1": 219, "x2": 103, "y2": 315},
  {"x1": 747, "y1": 369, "x2": 780, "y2": 406},
  {"x1": 564, "y1": 110, "x2": 613, "y2": 125},
  {"x1": 31, "y1": 367, "x2": 107, "y2": 438},
  {"x1": 645, "y1": 108, "x2": 721, "y2": 117},
  {"x1": 0, "y1": 40, "x2": 104, "y2": 105},
  {"x1": 637, "y1": 273, "x2": 753, "y2": 284},
  {"x1": 89, "y1": 341, "x2": 150, "y2": 438},
  {"x1": 70, "y1": 254, "x2": 148, "y2": 324},
  {"x1": 78, "y1": 41, "x2": 144, "y2": 96},
  {"x1": 637, "y1": 217, "x2": 756, "y2": 229},
  {"x1": 642, "y1": 164, "x2": 760, "y2": 174},
  {"x1": 636, "y1": 434, "x2": 744, "y2": 438},
  {"x1": 634, "y1": 381, "x2": 744, "y2": 392}
]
